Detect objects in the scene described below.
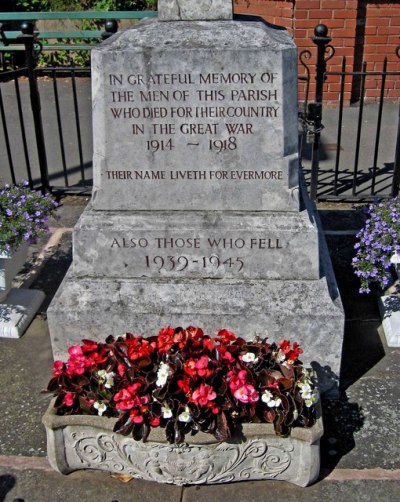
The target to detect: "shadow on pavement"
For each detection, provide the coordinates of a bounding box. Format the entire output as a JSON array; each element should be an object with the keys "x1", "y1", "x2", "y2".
[
  {"x1": 0, "y1": 474, "x2": 16, "y2": 502},
  {"x1": 319, "y1": 396, "x2": 365, "y2": 474}
]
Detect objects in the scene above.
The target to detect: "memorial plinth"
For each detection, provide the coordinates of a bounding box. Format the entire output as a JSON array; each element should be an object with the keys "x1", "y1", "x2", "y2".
[
  {"x1": 91, "y1": 19, "x2": 299, "y2": 212},
  {"x1": 48, "y1": 8, "x2": 344, "y2": 393}
]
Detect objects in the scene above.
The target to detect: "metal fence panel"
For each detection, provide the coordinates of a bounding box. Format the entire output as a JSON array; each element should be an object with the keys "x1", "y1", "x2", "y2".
[{"x1": 1, "y1": 20, "x2": 399, "y2": 203}]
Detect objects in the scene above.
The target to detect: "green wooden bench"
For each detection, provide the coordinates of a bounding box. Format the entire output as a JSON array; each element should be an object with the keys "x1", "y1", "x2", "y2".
[{"x1": 0, "y1": 11, "x2": 157, "y2": 52}]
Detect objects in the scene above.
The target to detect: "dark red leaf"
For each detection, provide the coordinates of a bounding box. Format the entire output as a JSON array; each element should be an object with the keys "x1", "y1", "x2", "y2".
[
  {"x1": 279, "y1": 364, "x2": 295, "y2": 379},
  {"x1": 54, "y1": 394, "x2": 65, "y2": 409},
  {"x1": 214, "y1": 412, "x2": 231, "y2": 442},
  {"x1": 47, "y1": 377, "x2": 59, "y2": 392},
  {"x1": 74, "y1": 375, "x2": 90, "y2": 387},
  {"x1": 277, "y1": 377, "x2": 293, "y2": 391},
  {"x1": 132, "y1": 423, "x2": 146, "y2": 441},
  {"x1": 165, "y1": 420, "x2": 176, "y2": 444},
  {"x1": 114, "y1": 414, "x2": 134, "y2": 436},
  {"x1": 264, "y1": 409, "x2": 276, "y2": 423},
  {"x1": 78, "y1": 396, "x2": 92, "y2": 414},
  {"x1": 136, "y1": 356, "x2": 152, "y2": 369}
]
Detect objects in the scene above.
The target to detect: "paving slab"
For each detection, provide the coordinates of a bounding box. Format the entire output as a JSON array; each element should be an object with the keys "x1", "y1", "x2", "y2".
[
  {"x1": 0, "y1": 318, "x2": 52, "y2": 458},
  {"x1": 0, "y1": 467, "x2": 183, "y2": 502},
  {"x1": 182, "y1": 479, "x2": 400, "y2": 502},
  {"x1": 336, "y1": 328, "x2": 400, "y2": 471}
]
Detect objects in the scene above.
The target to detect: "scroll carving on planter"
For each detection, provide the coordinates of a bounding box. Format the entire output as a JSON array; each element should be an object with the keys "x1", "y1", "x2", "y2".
[{"x1": 70, "y1": 431, "x2": 292, "y2": 484}]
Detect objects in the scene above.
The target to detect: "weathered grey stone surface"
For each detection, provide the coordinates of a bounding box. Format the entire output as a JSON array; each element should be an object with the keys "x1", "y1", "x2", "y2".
[
  {"x1": 43, "y1": 399, "x2": 323, "y2": 487},
  {"x1": 48, "y1": 271, "x2": 343, "y2": 383},
  {"x1": 91, "y1": 18, "x2": 299, "y2": 212},
  {"x1": 72, "y1": 206, "x2": 320, "y2": 280},
  {"x1": 158, "y1": 0, "x2": 233, "y2": 21}
]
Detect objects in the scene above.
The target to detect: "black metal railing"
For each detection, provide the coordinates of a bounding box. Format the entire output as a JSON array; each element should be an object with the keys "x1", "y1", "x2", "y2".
[
  {"x1": 299, "y1": 26, "x2": 400, "y2": 202},
  {"x1": 37, "y1": 65, "x2": 92, "y2": 191},
  {"x1": 0, "y1": 20, "x2": 105, "y2": 193},
  {"x1": 1, "y1": 20, "x2": 399, "y2": 202}
]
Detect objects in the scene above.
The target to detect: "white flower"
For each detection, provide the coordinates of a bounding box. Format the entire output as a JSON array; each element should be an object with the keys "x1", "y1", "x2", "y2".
[
  {"x1": 161, "y1": 404, "x2": 173, "y2": 419},
  {"x1": 276, "y1": 350, "x2": 286, "y2": 363},
  {"x1": 298, "y1": 379, "x2": 319, "y2": 408},
  {"x1": 299, "y1": 382, "x2": 313, "y2": 399},
  {"x1": 93, "y1": 401, "x2": 107, "y2": 416},
  {"x1": 241, "y1": 352, "x2": 259, "y2": 364},
  {"x1": 391, "y1": 253, "x2": 400, "y2": 264},
  {"x1": 156, "y1": 362, "x2": 171, "y2": 387},
  {"x1": 261, "y1": 390, "x2": 282, "y2": 407},
  {"x1": 97, "y1": 370, "x2": 115, "y2": 389},
  {"x1": 178, "y1": 406, "x2": 191, "y2": 423}
]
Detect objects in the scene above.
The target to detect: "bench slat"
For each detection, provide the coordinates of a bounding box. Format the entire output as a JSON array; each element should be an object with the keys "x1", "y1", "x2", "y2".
[{"x1": 0, "y1": 11, "x2": 157, "y2": 21}]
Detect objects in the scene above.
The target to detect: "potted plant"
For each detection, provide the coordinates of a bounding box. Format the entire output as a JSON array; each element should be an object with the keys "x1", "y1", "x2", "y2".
[
  {"x1": 352, "y1": 197, "x2": 400, "y2": 346},
  {"x1": 43, "y1": 326, "x2": 323, "y2": 487},
  {"x1": 0, "y1": 181, "x2": 58, "y2": 302},
  {"x1": 352, "y1": 197, "x2": 400, "y2": 294}
]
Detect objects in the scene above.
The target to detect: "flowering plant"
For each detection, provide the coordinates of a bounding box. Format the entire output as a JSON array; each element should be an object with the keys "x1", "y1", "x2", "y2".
[
  {"x1": 47, "y1": 327, "x2": 319, "y2": 444},
  {"x1": 352, "y1": 197, "x2": 400, "y2": 293},
  {"x1": 0, "y1": 181, "x2": 58, "y2": 255}
]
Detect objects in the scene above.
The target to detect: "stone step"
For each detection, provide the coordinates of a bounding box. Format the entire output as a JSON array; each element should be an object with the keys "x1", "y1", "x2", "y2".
[
  {"x1": 48, "y1": 271, "x2": 344, "y2": 385},
  {"x1": 72, "y1": 206, "x2": 320, "y2": 280}
]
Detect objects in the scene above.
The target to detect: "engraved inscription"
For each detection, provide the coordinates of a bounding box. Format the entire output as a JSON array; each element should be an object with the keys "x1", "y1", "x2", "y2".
[
  {"x1": 108, "y1": 235, "x2": 284, "y2": 277},
  {"x1": 104, "y1": 70, "x2": 282, "y2": 183},
  {"x1": 105, "y1": 170, "x2": 284, "y2": 181}
]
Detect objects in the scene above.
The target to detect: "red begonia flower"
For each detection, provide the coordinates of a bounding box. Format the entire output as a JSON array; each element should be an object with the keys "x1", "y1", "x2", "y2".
[
  {"x1": 191, "y1": 383, "x2": 216, "y2": 406},
  {"x1": 234, "y1": 384, "x2": 259, "y2": 404},
  {"x1": 53, "y1": 360, "x2": 64, "y2": 376},
  {"x1": 64, "y1": 393, "x2": 75, "y2": 407}
]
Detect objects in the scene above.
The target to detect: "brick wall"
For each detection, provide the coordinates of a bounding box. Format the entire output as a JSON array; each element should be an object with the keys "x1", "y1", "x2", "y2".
[
  {"x1": 363, "y1": 2, "x2": 400, "y2": 101},
  {"x1": 233, "y1": 0, "x2": 400, "y2": 105},
  {"x1": 234, "y1": 0, "x2": 295, "y2": 29}
]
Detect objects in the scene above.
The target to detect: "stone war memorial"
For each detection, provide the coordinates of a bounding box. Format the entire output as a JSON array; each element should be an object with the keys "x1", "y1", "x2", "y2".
[{"x1": 48, "y1": 0, "x2": 344, "y2": 395}]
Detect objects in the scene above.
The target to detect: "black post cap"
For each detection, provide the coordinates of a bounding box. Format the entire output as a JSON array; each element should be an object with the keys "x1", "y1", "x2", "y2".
[
  {"x1": 20, "y1": 21, "x2": 35, "y2": 35},
  {"x1": 314, "y1": 24, "x2": 329, "y2": 38},
  {"x1": 104, "y1": 19, "x2": 118, "y2": 34}
]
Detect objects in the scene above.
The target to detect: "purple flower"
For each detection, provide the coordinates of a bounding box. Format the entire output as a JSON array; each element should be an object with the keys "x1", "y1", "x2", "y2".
[
  {"x1": 0, "y1": 181, "x2": 57, "y2": 254},
  {"x1": 353, "y1": 197, "x2": 400, "y2": 294}
]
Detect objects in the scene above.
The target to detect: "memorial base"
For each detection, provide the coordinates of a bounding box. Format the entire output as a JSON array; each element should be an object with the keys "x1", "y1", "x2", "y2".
[{"x1": 48, "y1": 273, "x2": 343, "y2": 394}]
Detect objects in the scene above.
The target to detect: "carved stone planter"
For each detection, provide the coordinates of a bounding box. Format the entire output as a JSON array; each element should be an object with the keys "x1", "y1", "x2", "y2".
[
  {"x1": 43, "y1": 400, "x2": 323, "y2": 487},
  {"x1": 0, "y1": 242, "x2": 29, "y2": 302}
]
